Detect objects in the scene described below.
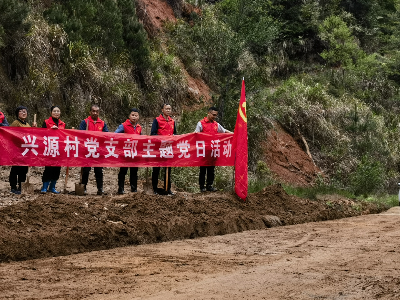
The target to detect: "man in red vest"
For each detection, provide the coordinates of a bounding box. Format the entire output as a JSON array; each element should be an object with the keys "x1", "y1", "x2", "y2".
[
  {"x1": 115, "y1": 108, "x2": 142, "y2": 194},
  {"x1": 151, "y1": 103, "x2": 176, "y2": 195},
  {"x1": 195, "y1": 106, "x2": 232, "y2": 192},
  {"x1": 79, "y1": 104, "x2": 109, "y2": 195}
]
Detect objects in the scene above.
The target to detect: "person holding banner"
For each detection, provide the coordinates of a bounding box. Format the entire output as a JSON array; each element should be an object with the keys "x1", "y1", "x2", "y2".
[
  {"x1": 151, "y1": 103, "x2": 176, "y2": 195},
  {"x1": 0, "y1": 109, "x2": 9, "y2": 126},
  {"x1": 9, "y1": 106, "x2": 37, "y2": 194},
  {"x1": 195, "y1": 106, "x2": 232, "y2": 192},
  {"x1": 78, "y1": 104, "x2": 109, "y2": 195},
  {"x1": 40, "y1": 106, "x2": 66, "y2": 194},
  {"x1": 115, "y1": 108, "x2": 142, "y2": 194}
]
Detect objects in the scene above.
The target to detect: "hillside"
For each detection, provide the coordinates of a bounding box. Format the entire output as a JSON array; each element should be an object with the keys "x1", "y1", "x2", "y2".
[{"x1": 1, "y1": 0, "x2": 400, "y2": 194}]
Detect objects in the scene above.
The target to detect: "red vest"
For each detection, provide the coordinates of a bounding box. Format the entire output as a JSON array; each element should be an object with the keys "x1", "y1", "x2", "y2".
[
  {"x1": 156, "y1": 114, "x2": 175, "y2": 135},
  {"x1": 200, "y1": 117, "x2": 219, "y2": 134},
  {"x1": 0, "y1": 112, "x2": 4, "y2": 124},
  {"x1": 45, "y1": 117, "x2": 66, "y2": 129},
  {"x1": 85, "y1": 116, "x2": 105, "y2": 131},
  {"x1": 122, "y1": 119, "x2": 142, "y2": 134}
]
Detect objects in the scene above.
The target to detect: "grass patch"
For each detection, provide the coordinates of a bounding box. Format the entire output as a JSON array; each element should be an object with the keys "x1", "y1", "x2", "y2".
[
  {"x1": 283, "y1": 184, "x2": 355, "y2": 200},
  {"x1": 357, "y1": 194, "x2": 398, "y2": 209},
  {"x1": 284, "y1": 183, "x2": 398, "y2": 210}
]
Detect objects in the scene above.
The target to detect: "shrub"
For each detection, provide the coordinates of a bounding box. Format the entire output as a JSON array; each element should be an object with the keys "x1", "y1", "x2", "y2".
[
  {"x1": 0, "y1": 0, "x2": 30, "y2": 47},
  {"x1": 44, "y1": 0, "x2": 150, "y2": 73},
  {"x1": 350, "y1": 155, "x2": 385, "y2": 196}
]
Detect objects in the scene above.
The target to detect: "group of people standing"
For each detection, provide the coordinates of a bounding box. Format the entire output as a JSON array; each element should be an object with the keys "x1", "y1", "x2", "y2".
[{"x1": 0, "y1": 103, "x2": 231, "y2": 195}]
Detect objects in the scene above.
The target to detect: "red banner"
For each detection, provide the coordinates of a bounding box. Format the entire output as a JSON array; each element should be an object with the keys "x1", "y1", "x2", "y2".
[
  {"x1": 0, "y1": 127, "x2": 234, "y2": 167},
  {"x1": 233, "y1": 79, "x2": 248, "y2": 200}
]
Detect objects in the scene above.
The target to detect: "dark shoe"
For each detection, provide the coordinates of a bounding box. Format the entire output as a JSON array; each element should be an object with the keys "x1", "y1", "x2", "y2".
[
  {"x1": 131, "y1": 185, "x2": 137, "y2": 192},
  {"x1": 200, "y1": 187, "x2": 206, "y2": 193},
  {"x1": 167, "y1": 190, "x2": 175, "y2": 195},
  {"x1": 206, "y1": 185, "x2": 217, "y2": 192},
  {"x1": 11, "y1": 189, "x2": 21, "y2": 195},
  {"x1": 117, "y1": 187, "x2": 124, "y2": 195},
  {"x1": 153, "y1": 190, "x2": 158, "y2": 195},
  {"x1": 97, "y1": 189, "x2": 105, "y2": 195}
]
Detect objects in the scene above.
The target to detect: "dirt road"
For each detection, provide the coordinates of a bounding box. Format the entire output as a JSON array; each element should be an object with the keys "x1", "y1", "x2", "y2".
[{"x1": 1, "y1": 207, "x2": 399, "y2": 299}]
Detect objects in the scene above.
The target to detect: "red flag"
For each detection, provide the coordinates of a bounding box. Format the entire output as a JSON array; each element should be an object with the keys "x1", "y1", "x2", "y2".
[{"x1": 233, "y1": 79, "x2": 248, "y2": 200}]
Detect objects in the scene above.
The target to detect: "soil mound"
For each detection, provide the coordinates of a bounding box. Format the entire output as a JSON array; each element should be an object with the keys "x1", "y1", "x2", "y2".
[
  {"x1": 0, "y1": 184, "x2": 385, "y2": 262},
  {"x1": 265, "y1": 122, "x2": 323, "y2": 186},
  {"x1": 136, "y1": 0, "x2": 177, "y2": 36}
]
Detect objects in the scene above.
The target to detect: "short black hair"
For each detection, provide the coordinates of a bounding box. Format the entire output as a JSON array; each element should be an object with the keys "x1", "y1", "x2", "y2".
[
  {"x1": 15, "y1": 106, "x2": 28, "y2": 118},
  {"x1": 90, "y1": 104, "x2": 100, "y2": 111},
  {"x1": 208, "y1": 106, "x2": 218, "y2": 112},
  {"x1": 50, "y1": 106, "x2": 60, "y2": 113},
  {"x1": 161, "y1": 103, "x2": 171, "y2": 109},
  {"x1": 130, "y1": 108, "x2": 139, "y2": 113}
]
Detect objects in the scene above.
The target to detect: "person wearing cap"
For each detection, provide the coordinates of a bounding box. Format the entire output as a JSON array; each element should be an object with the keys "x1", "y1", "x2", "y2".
[
  {"x1": 78, "y1": 104, "x2": 109, "y2": 195},
  {"x1": 195, "y1": 106, "x2": 232, "y2": 192},
  {"x1": 40, "y1": 106, "x2": 66, "y2": 194},
  {"x1": 9, "y1": 106, "x2": 37, "y2": 194},
  {"x1": 0, "y1": 109, "x2": 9, "y2": 127},
  {"x1": 115, "y1": 108, "x2": 142, "y2": 194},
  {"x1": 151, "y1": 103, "x2": 176, "y2": 195}
]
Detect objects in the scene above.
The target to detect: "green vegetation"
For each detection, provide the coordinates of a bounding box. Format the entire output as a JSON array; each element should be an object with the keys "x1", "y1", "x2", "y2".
[
  {"x1": 0, "y1": 0, "x2": 29, "y2": 48},
  {"x1": 1, "y1": 0, "x2": 400, "y2": 198},
  {"x1": 283, "y1": 183, "x2": 397, "y2": 209},
  {"x1": 283, "y1": 184, "x2": 356, "y2": 201}
]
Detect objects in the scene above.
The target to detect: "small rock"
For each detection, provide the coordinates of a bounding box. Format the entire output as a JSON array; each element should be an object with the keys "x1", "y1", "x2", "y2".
[{"x1": 261, "y1": 215, "x2": 282, "y2": 228}]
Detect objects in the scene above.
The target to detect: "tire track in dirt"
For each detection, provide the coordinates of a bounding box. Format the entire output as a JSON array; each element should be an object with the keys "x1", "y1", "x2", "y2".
[{"x1": 1, "y1": 208, "x2": 399, "y2": 299}]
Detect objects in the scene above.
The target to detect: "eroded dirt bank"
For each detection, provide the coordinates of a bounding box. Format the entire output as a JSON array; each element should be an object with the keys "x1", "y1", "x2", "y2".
[
  {"x1": 0, "y1": 184, "x2": 386, "y2": 262},
  {"x1": 1, "y1": 207, "x2": 400, "y2": 299}
]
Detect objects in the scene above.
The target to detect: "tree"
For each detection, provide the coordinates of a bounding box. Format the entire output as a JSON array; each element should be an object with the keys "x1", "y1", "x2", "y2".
[
  {"x1": 319, "y1": 16, "x2": 361, "y2": 69},
  {"x1": 117, "y1": 0, "x2": 150, "y2": 74},
  {"x1": 44, "y1": 0, "x2": 124, "y2": 56},
  {"x1": 0, "y1": 0, "x2": 29, "y2": 48}
]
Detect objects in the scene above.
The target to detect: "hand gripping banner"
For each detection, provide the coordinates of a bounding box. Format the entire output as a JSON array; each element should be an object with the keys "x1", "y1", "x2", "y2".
[{"x1": 0, "y1": 127, "x2": 234, "y2": 167}]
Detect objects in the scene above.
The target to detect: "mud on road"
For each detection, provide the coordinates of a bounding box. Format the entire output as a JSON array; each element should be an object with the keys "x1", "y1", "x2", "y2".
[
  {"x1": 1, "y1": 207, "x2": 400, "y2": 299},
  {"x1": 0, "y1": 165, "x2": 394, "y2": 299},
  {"x1": 0, "y1": 174, "x2": 386, "y2": 262}
]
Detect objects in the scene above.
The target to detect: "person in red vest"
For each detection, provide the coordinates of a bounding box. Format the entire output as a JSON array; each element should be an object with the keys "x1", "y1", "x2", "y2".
[
  {"x1": 151, "y1": 103, "x2": 176, "y2": 195},
  {"x1": 115, "y1": 108, "x2": 142, "y2": 194},
  {"x1": 79, "y1": 104, "x2": 109, "y2": 195},
  {"x1": 195, "y1": 106, "x2": 232, "y2": 192},
  {"x1": 40, "y1": 106, "x2": 66, "y2": 194},
  {"x1": 0, "y1": 109, "x2": 9, "y2": 126}
]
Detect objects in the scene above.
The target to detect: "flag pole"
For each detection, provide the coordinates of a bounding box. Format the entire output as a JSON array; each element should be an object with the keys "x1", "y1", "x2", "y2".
[
  {"x1": 232, "y1": 77, "x2": 248, "y2": 200},
  {"x1": 232, "y1": 155, "x2": 235, "y2": 191},
  {"x1": 232, "y1": 77, "x2": 245, "y2": 192}
]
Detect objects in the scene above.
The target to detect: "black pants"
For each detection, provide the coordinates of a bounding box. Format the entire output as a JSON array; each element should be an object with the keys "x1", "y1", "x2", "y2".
[
  {"x1": 9, "y1": 166, "x2": 29, "y2": 189},
  {"x1": 199, "y1": 166, "x2": 215, "y2": 188},
  {"x1": 152, "y1": 167, "x2": 171, "y2": 191},
  {"x1": 42, "y1": 166, "x2": 61, "y2": 182},
  {"x1": 118, "y1": 167, "x2": 138, "y2": 188},
  {"x1": 82, "y1": 167, "x2": 103, "y2": 189}
]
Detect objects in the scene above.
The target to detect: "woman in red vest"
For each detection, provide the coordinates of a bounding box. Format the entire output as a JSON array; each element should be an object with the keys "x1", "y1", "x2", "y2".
[
  {"x1": 151, "y1": 103, "x2": 177, "y2": 195},
  {"x1": 195, "y1": 106, "x2": 232, "y2": 192},
  {"x1": 40, "y1": 106, "x2": 66, "y2": 194},
  {"x1": 115, "y1": 108, "x2": 142, "y2": 194}
]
